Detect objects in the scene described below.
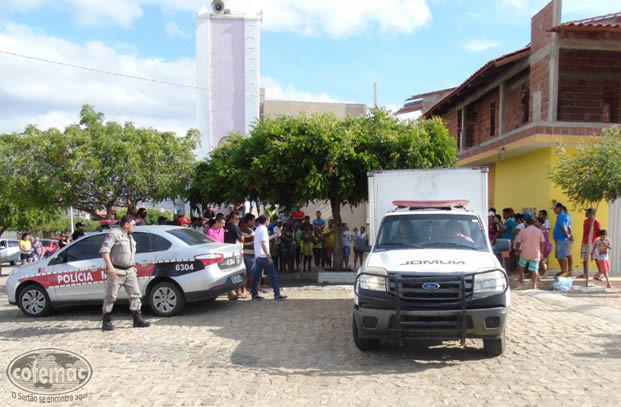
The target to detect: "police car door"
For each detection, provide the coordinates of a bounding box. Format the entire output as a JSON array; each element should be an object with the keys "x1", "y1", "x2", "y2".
[
  {"x1": 114, "y1": 232, "x2": 169, "y2": 299},
  {"x1": 50, "y1": 234, "x2": 108, "y2": 302}
]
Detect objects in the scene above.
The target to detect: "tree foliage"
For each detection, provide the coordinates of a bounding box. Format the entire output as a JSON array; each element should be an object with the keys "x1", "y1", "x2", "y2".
[
  {"x1": 0, "y1": 135, "x2": 59, "y2": 238},
  {"x1": 190, "y1": 109, "x2": 458, "y2": 266},
  {"x1": 1, "y1": 105, "x2": 200, "y2": 220},
  {"x1": 551, "y1": 126, "x2": 621, "y2": 209}
]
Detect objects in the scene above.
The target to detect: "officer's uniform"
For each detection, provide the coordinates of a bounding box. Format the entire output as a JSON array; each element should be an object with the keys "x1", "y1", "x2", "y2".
[{"x1": 99, "y1": 228, "x2": 142, "y2": 314}]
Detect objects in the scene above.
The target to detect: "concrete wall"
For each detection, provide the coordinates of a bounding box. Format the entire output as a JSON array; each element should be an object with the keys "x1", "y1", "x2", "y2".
[
  {"x1": 262, "y1": 100, "x2": 367, "y2": 120},
  {"x1": 503, "y1": 71, "x2": 530, "y2": 132}
]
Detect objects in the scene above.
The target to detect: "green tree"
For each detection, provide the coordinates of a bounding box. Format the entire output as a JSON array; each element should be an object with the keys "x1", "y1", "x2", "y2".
[
  {"x1": 1, "y1": 105, "x2": 200, "y2": 219},
  {"x1": 550, "y1": 126, "x2": 621, "y2": 280},
  {"x1": 192, "y1": 109, "x2": 457, "y2": 267},
  {"x1": 0, "y1": 134, "x2": 59, "y2": 238},
  {"x1": 551, "y1": 126, "x2": 621, "y2": 208}
]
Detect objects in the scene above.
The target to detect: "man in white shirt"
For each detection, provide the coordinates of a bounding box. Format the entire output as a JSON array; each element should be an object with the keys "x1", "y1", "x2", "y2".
[{"x1": 251, "y1": 215, "x2": 287, "y2": 301}]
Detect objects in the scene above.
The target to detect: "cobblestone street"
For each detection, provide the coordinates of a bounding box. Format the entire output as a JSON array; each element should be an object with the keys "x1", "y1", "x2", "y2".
[{"x1": 0, "y1": 271, "x2": 620, "y2": 406}]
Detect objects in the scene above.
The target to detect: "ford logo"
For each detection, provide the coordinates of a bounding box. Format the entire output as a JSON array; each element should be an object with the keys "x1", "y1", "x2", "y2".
[{"x1": 422, "y1": 282, "x2": 441, "y2": 290}]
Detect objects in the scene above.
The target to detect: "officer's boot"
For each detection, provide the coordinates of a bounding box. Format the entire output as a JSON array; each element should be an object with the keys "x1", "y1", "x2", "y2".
[
  {"x1": 132, "y1": 311, "x2": 151, "y2": 328},
  {"x1": 102, "y1": 313, "x2": 114, "y2": 331}
]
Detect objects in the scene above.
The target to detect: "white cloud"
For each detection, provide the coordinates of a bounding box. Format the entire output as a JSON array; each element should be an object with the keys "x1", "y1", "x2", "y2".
[
  {"x1": 0, "y1": 0, "x2": 46, "y2": 10},
  {"x1": 463, "y1": 39, "x2": 501, "y2": 52},
  {"x1": 66, "y1": 0, "x2": 143, "y2": 27},
  {"x1": 500, "y1": 0, "x2": 529, "y2": 9},
  {"x1": 0, "y1": 21, "x2": 339, "y2": 136},
  {"x1": 261, "y1": 77, "x2": 341, "y2": 103},
  {"x1": 248, "y1": 0, "x2": 432, "y2": 37},
  {"x1": 165, "y1": 22, "x2": 192, "y2": 40},
  {"x1": 499, "y1": 0, "x2": 621, "y2": 20},
  {"x1": 13, "y1": 0, "x2": 432, "y2": 37},
  {"x1": 0, "y1": 21, "x2": 196, "y2": 135}
]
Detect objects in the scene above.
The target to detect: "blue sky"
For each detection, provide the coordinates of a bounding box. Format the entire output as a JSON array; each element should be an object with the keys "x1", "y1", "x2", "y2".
[{"x1": 1, "y1": 0, "x2": 619, "y2": 134}]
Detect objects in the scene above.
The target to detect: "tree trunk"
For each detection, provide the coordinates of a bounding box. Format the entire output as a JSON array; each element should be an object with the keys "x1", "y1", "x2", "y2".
[
  {"x1": 331, "y1": 199, "x2": 344, "y2": 269},
  {"x1": 106, "y1": 206, "x2": 115, "y2": 220}
]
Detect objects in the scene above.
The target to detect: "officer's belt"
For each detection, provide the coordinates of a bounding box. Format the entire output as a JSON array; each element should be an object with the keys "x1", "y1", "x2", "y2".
[{"x1": 112, "y1": 264, "x2": 133, "y2": 270}]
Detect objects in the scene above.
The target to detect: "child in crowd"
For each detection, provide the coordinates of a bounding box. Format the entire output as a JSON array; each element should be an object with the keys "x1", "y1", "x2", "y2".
[
  {"x1": 342, "y1": 224, "x2": 353, "y2": 269},
  {"x1": 301, "y1": 224, "x2": 314, "y2": 272},
  {"x1": 592, "y1": 230, "x2": 612, "y2": 289}
]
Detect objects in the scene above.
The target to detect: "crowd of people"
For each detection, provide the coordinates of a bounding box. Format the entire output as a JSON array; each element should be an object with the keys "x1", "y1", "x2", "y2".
[
  {"x1": 168, "y1": 205, "x2": 369, "y2": 300},
  {"x1": 16, "y1": 222, "x2": 86, "y2": 265},
  {"x1": 488, "y1": 203, "x2": 613, "y2": 289}
]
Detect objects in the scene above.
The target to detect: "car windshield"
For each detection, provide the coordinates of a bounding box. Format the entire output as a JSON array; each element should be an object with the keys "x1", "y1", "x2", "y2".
[
  {"x1": 166, "y1": 228, "x2": 216, "y2": 246},
  {"x1": 375, "y1": 213, "x2": 488, "y2": 252}
]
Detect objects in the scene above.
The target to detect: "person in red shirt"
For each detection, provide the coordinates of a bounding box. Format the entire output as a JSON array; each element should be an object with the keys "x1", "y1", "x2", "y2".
[
  {"x1": 577, "y1": 208, "x2": 601, "y2": 279},
  {"x1": 291, "y1": 204, "x2": 305, "y2": 226},
  {"x1": 175, "y1": 214, "x2": 192, "y2": 227}
]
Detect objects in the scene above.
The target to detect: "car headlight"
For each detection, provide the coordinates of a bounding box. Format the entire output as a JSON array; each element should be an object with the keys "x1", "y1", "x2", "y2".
[
  {"x1": 473, "y1": 270, "x2": 507, "y2": 299},
  {"x1": 357, "y1": 267, "x2": 387, "y2": 292}
]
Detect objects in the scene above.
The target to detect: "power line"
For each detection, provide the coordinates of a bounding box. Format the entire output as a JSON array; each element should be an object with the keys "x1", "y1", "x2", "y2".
[{"x1": 0, "y1": 49, "x2": 204, "y2": 90}]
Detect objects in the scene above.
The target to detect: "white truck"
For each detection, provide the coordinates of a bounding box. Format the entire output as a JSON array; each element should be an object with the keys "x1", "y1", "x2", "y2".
[{"x1": 353, "y1": 168, "x2": 509, "y2": 356}]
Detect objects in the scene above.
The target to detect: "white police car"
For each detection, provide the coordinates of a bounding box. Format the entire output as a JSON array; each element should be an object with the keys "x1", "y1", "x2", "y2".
[{"x1": 6, "y1": 226, "x2": 245, "y2": 317}]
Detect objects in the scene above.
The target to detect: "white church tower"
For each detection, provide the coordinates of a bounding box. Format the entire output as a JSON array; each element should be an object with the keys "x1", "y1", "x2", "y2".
[{"x1": 196, "y1": 1, "x2": 261, "y2": 157}]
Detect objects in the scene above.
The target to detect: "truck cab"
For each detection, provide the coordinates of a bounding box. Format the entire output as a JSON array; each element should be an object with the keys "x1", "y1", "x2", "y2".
[{"x1": 353, "y1": 201, "x2": 509, "y2": 355}]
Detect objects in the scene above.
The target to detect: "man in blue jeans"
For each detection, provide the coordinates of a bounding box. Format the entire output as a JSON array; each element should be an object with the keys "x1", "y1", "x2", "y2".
[
  {"x1": 553, "y1": 202, "x2": 572, "y2": 277},
  {"x1": 252, "y1": 215, "x2": 287, "y2": 301}
]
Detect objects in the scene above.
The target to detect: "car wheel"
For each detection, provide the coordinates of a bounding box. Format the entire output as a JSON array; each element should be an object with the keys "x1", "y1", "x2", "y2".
[
  {"x1": 483, "y1": 331, "x2": 506, "y2": 356},
  {"x1": 353, "y1": 313, "x2": 380, "y2": 351},
  {"x1": 149, "y1": 281, "x2": 185, "y2": 317},
  {"x1": 10, "y1": 261, "x2": 16, "y2": 266},
  {"x1": 18, "y1": 284, "x2": 52, "y2": 317}
]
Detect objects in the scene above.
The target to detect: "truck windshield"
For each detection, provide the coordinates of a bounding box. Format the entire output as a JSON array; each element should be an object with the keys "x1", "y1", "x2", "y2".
[{"x1": 375, "y1": 214, "x2": 488, "y2": 252}]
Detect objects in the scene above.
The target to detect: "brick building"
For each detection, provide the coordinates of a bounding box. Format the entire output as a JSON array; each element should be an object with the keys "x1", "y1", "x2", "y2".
[{"x1": 399, "y1": 0, "x2": 621, "y2": 272}]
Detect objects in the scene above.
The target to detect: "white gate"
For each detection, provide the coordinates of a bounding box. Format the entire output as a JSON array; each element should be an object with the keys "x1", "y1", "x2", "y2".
[{"x1": 609, "y1": 200, "x2": 621, "y2": 275}]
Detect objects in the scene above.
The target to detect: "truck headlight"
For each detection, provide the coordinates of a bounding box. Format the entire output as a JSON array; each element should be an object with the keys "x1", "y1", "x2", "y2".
[
  {"x1": 473, "y1": 270, "x2": 507, "y2": 299},
  {"x1": 357, "y1": 267, "x2": 387, "y2": 292}
]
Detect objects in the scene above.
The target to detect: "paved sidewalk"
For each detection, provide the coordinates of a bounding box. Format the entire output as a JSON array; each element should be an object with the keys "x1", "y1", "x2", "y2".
[{"x1": 0, "y1": 274, "x2": 620, "y2": 406}]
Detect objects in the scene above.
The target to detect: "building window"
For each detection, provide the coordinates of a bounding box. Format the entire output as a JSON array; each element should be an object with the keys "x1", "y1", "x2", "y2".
[
  {"x1": 457, "y1": 109, "x2": 462, "y2": 150},
  {"x1": 465, "y1": 124, "x2": 474, "y2": 149},
  {"x1": 520, "y1": 84, "x2": 529, "y2": 123},
  {"x1": 490, "y1": 102, "x2": 496, "y2": 137}
]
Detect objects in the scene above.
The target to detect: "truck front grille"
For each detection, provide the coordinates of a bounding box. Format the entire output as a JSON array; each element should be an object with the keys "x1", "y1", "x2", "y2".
[{"x1": 387, "y1": 273, "x2": 473, "y2": 305}]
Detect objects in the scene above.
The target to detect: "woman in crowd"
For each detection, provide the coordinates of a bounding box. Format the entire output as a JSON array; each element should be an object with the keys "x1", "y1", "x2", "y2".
[{"x1": 32, "y1": 237, "x2": 43, "y2": 262}]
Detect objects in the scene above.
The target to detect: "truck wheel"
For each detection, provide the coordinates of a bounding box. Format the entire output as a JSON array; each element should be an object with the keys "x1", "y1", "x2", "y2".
[
  {"x1": 483, "y1": 332, "x2": 506, "y2": 356},
  {"x1": 149, "y1": 281, "x2": 185, "y2": 317},
  {"x1": 353, "y1": 314, "x2": 380, "y2": 351}
]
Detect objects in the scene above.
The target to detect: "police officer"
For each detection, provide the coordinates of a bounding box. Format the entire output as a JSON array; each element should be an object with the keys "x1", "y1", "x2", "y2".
[{"x1": 100, "y1": 215, "x2": 150, "y2": 331}]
